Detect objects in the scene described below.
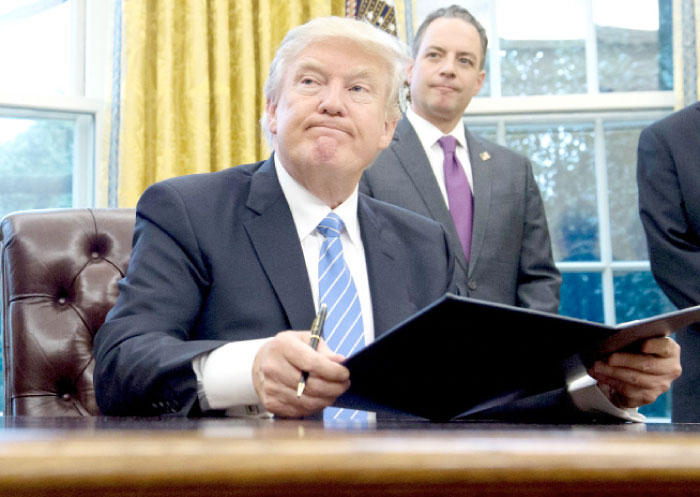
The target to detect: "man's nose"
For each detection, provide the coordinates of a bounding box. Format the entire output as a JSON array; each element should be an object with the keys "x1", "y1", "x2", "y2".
[
  {"x1": 318, "y1": 81, "x2": 345, "y2": 115},
  {"x1": 439, "y1": 56, "x2": 457, "y2": 76}
]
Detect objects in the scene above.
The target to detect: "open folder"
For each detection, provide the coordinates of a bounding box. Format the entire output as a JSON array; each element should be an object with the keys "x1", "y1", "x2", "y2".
[{"x1": 335, "y1": 293, "x2": 700, "y2": 421}]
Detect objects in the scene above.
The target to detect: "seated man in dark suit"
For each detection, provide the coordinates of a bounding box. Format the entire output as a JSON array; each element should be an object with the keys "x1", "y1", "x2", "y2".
[{"x1": 93, "y1": 16, "x2": 681, "y2": 421}]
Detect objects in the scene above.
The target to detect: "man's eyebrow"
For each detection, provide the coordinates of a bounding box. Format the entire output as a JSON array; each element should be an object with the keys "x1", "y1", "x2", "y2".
[
  {"x1": 347, "y1": 67, "x2": 378, "y2": 81},
  {"x1": 292, "y1": 59, "x2": 324, "y2": 76},
  {"x1": 293, "y1": 59, "x2": 379, "y2": 84},
  {"x1": 423, "y1": 45, "x2": 446, "y2": 54},
  {"x1": 423, "y1": 45, "x2": 478, "y2": 60},
  {"x1": 456, "y1": 50, "x2": 478, "y2": 59}
]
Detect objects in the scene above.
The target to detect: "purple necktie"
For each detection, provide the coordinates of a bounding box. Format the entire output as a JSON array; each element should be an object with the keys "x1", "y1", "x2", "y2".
[{"x1": 438, "y1": 135, "x2": 473, "y2": 263}]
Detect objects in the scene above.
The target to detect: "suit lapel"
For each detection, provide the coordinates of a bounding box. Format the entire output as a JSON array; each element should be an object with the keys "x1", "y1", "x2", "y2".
[
  {"x1": 693, "y1": 102, "x2": 700, "y2": 134},
  {"x1": 466, "y1": 129, "x2": 493, "y2": 274},
  {"x1": 244, "y1": 157, "x2": 316, "y2": 330},
  {"x1": 392, "y1": 118, "x2": 469, "y2": 275},
  {"x1": 358, "y1": 197, "x2": 413, "y2": 338}
]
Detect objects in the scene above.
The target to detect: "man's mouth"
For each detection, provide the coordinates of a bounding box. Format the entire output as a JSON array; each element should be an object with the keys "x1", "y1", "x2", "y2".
[
  {"x1": 307, "y1": 123, "x2": 350, "y2": 135},
  {"x1": 432, "y1": 84, "x2": 459, "y2": 92}
]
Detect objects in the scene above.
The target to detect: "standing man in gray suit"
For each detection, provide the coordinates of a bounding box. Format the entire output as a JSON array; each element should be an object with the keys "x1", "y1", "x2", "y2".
[{"x1": 361, "y1": 5, "x2": 561, "y2": 313}]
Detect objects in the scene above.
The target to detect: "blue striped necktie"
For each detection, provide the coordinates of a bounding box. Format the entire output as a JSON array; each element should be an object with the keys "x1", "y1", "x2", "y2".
[{"x1": 317, "y1": 212, "x2": 367, "y2": 423}]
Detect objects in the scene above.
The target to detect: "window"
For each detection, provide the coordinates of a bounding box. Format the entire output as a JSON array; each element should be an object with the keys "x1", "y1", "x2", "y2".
[
  {"x1": 412, "y1": 0, "x2": 675, "y2": 419},
  {"x1": 0, "y1": 0, "x2": 110, "y2": 414}
]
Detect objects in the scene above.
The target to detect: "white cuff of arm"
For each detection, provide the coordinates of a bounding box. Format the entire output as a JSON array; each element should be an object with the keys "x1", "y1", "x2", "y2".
[
  {"x1": 192, "y1": 338, "x2": 271, "y2": 414},
  {"x1": 568, "y1": 375, "x2": 645, "y2": 423}
]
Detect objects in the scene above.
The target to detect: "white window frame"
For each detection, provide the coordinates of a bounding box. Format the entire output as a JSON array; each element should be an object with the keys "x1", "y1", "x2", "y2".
[
  {"x1": 0, "y1": 0, "x2": 110, "y2": 208},
  {"x1": 466, "y1": 92, "x2": 674, "y2": 325}
]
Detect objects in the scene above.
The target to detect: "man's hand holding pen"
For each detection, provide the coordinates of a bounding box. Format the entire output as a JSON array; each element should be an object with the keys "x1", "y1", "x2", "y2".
[{"x1": 252, "y1": 318, "x2": 350, "y2": 418}]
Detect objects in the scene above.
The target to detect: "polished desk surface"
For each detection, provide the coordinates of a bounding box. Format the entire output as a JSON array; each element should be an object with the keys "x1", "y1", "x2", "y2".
[{"x1": 0, "y1": 417, "x2": 700, "y2": 496}]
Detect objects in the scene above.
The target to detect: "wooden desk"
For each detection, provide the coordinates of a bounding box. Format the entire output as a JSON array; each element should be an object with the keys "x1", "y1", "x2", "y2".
[{"x1": 0, "y1": 417, "x2": 699, "y2": 496}]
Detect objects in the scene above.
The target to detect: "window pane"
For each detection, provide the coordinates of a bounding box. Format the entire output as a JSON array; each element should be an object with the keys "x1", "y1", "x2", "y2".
[
  {"x1": 559, "y1": 272, "x2": 604, "y2": 322},
  {"x1": 466, "y1": 122, "x2": 498, "y2": 143},
  {"x1": 505, "y1": 122, "x2": 599, "y2": 262},
  {"x1": 498, "y1": 0, "x2": 587, "y2": 96},
  {"x1": 0, "y1": 0, "x2": 72, "y2": 96},
  {"x1": 594, "y1": 0, "x2": 672, "y2": 92},
  {"x1": 604, "y1": 120, "x2": 648, "y2": 261},
  {"x1": 613, "y1": 271, "x2": 675, "y2": 323},
  {"x1": 0, "y1": 117, "x2": 74, "y2": 220}
]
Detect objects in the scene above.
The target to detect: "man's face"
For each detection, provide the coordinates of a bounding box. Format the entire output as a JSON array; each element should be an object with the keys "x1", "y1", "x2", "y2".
[
  {"x1": 409, "y1": 17, "x2": 485, "y2": 131},
  {"x1": 267, "y1": 38, "x2": 396, "y2": 201}
]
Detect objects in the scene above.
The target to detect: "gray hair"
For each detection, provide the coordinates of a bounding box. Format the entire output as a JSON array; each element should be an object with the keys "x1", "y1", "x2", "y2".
[
  {"x1": 412, "y1": 5, "x2": 488, "y2": 70},
  {"x1": 260, "y1": 16, "x2": 409, "y2": 147}
]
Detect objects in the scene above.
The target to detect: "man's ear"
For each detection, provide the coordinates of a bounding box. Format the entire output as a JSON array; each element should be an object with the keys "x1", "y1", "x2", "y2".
[
  {"x1": 473, "y1": 70, "x2": 486, "y2": 97},
  {"x1": 266, "y1": 98, "x2": 278, "y2": 134},
  {"x1": 406, "y1": 59, "x2": 415, "y2": 86},
  {"x1": 378, "y1": 117, "x2": 398, "y2": 150}
]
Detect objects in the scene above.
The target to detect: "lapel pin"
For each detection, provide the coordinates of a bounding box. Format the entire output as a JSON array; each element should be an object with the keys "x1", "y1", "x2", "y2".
[{"x1": 480, "y1": 151, "x2": 491, "y2": 161}]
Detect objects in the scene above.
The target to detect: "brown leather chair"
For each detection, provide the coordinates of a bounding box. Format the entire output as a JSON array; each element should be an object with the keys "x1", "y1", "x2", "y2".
[{"x1": 1, "y1": 208, "x2": 135, "y2": 416}]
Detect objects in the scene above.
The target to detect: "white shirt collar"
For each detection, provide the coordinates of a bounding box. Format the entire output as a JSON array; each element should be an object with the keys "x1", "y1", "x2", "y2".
[
  {"x1": 406, "y1": 107, "x2": 467, "y2": 151},
  {"x1": 274, "y1": 155, "x2": 362, "y2": 246}
]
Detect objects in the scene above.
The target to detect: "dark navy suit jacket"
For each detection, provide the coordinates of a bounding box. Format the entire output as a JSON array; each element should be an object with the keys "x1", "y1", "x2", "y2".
[
  {"x1": 93, "y1": 157, "x2": 455, "y2": 416},
  {"x1": 638, "y1": 102, "x2": 700, "y2": 422}
]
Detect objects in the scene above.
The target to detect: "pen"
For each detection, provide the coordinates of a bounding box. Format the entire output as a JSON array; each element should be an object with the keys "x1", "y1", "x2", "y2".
[{"x1": 296, "y1": 303, "x2": 327, "y2": 397}]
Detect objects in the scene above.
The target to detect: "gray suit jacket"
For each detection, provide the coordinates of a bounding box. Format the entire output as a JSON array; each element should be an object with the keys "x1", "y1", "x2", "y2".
[
  {"x1": 361, "y1": 117, "x2": 561, "y2": 313},
  {"x1": 93, "y1": 157, "x2": 455, "y2": 417}
]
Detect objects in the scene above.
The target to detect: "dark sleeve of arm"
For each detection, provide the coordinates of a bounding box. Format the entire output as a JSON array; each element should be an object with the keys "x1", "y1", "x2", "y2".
[
  {"x1": 93, "y1": 181, "x2": 228, "y2": 416},
  {"x1": 515, "y1": 159, "x2": 562, "y2": 313},
  {"x1": 637, "y1": 126, "x2": 700, "y2": 309}
]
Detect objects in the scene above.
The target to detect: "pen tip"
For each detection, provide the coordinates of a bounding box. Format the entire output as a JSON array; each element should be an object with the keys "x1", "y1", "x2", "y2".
[{"x1": 296, "y1": 382, "x2": 305, "y2": 397}]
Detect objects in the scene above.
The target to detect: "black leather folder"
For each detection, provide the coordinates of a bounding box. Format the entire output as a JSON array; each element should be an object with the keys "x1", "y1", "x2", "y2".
[{"x1": 335, "y1": 293, "x2": 700, "y2": 421}]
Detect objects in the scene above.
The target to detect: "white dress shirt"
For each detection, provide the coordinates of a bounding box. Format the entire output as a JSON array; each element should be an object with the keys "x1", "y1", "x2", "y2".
[
  {"x1": 406, "y1": 107, "x2": 473, "y2": 204},
  {"x1": 192, "y1": 156, "x2": 373, "y2": 416}
]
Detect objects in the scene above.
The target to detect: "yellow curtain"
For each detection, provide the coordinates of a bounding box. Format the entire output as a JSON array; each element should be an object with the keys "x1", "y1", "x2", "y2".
[
  {"x1": 673, "y1": 0, "x2": 700, "y2": 109},
  {"x1": 102, "y1": 0, "x2": 345, "y2": 208}
]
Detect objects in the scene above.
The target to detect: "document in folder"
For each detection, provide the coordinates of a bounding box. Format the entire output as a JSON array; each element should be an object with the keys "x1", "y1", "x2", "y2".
[{"x1": 335, "y1": 293, "x2": 700, "y2": 421}]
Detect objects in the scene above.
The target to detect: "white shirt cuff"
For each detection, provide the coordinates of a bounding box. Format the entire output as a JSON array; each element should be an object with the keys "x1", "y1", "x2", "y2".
[
  {"x1": 192, "y1": 338, "x2": 272, "y2": 417},
  {"x1": 568, "y1": 375, "x2": 646, "y2": 423}
]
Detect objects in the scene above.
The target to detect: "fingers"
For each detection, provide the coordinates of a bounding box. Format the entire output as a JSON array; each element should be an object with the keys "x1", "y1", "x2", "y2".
[
  {"x1": 588, "y1": 337, "x2": 682, "y2": 408},
  {"x1": 252, "y1": 331, "x2": 350, "y2": 418},
  {"x1": 315, "y1": 337, "x2": 347, "y2": 364},
  {"x1": 639, "y1": 336, "x2": 680, "y2": 357},
  {"x1": 588, "y1": 360, "x2": 673, "y2": 407}
]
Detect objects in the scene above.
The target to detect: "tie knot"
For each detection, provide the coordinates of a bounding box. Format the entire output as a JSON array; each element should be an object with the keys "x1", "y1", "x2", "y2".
[
  {"x1": 438, "y1": 135, "x2": 457, "y2": 155},
  {"x1": 318, "y1": 212, "x2": 344, "y2": 238}
]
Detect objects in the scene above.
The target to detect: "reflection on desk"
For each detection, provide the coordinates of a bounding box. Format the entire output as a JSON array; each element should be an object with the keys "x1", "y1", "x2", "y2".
[{"x1": 0, "y1": 417, "x2": 699, "y2": 496}]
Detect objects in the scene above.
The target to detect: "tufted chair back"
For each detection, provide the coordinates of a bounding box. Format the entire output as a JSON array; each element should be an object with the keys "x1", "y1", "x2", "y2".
[{"x1": 0, "y1": 208, "x2": 135, "y2": 416}]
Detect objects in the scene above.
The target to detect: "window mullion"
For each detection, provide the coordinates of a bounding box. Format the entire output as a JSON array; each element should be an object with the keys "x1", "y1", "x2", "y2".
[
  {"x1": 73, "y1": 113, "x2": 95, "y2": 207},
  {"x1": 594, "y1": 116, "x2": 615, "y2": 325},
  {"x1": 585, "y1": 0, "x2": 600, "y2": 95},
  {"x1": 489, "y1": 1, "x2": 502, "y2": 98},
  {"x1": 71, "y1": 0, "x2": 87, "y2": 96}
]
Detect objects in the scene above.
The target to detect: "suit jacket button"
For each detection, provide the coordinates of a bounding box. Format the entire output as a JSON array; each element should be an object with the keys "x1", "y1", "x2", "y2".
[{"x1": 468, "y1": 280, "x2": 477, "y2": 290}]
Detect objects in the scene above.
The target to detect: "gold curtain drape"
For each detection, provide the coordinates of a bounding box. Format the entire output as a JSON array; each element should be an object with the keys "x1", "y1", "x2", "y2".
[
  {"x1": 673, "y1": 0, "x2": 700, "y2": 109},
  {"x1": 101, "y1": 0, "x2": 345, "y2": 208}
]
